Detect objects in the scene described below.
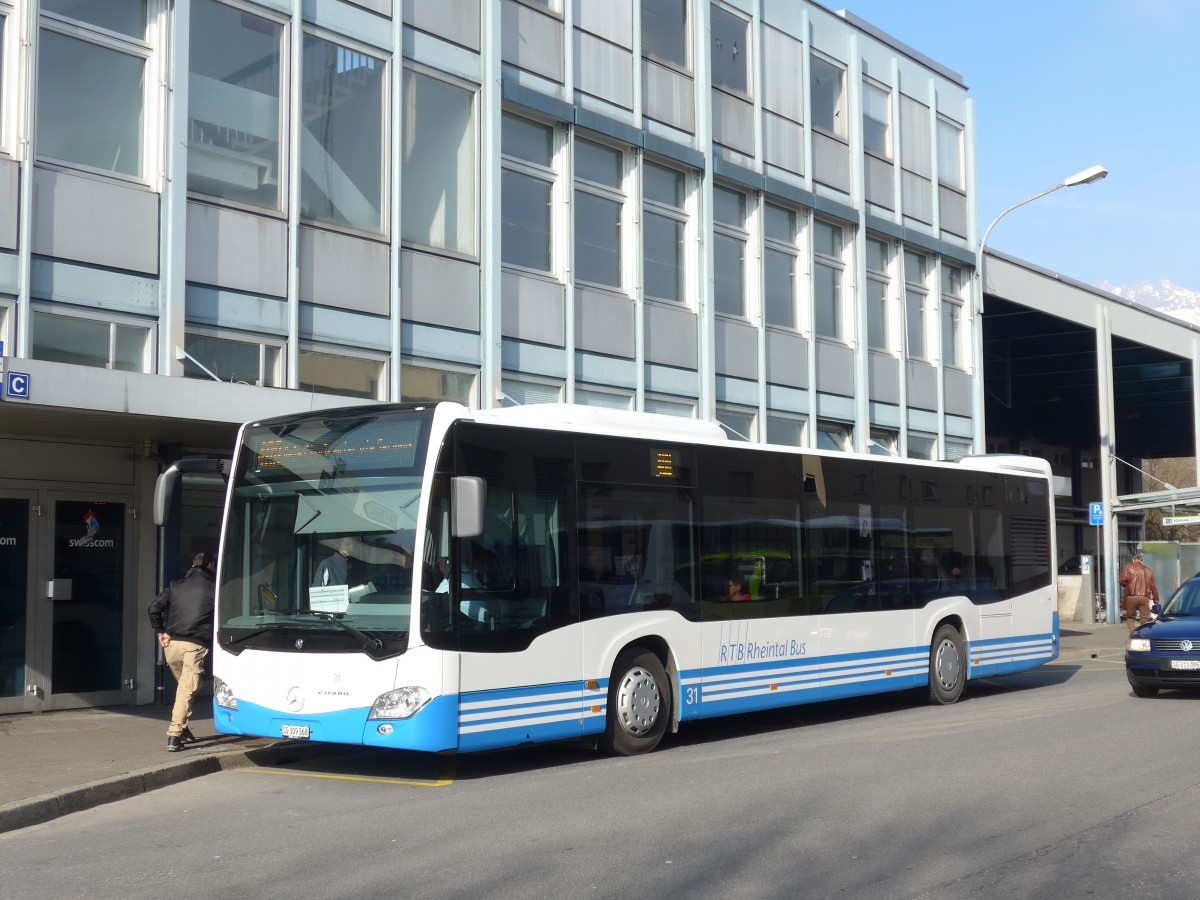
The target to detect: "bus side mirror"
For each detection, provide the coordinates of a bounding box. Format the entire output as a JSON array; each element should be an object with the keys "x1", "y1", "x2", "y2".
[
  {"x1": 451, "y1": 476, "x2": 486, "y2": 539},
  {"x1": 154, "y1": 459, "x2": 227, "y2": 526}
]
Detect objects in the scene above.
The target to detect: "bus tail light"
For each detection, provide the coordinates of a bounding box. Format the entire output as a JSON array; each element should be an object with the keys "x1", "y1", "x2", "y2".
[{"x1": 368, "y1": 686, "x2": 431, "y2": 719}]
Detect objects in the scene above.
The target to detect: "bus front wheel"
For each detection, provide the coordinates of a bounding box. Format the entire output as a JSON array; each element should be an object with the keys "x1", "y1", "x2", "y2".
[
  {"x1": 928, "y1": 624, "x2": 966, "y2": 705},
  {"x1": 602, "y1": 649, "x2": 671, "y2": 755}
]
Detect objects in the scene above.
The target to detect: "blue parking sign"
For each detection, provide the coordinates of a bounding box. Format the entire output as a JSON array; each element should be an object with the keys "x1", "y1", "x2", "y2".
[
  {"x1": 1088, "y1": 502, "x2": 1104, "y2": 526},
  {"x1": 6, "y1": 371, "x2": 30, "y2": 400}
]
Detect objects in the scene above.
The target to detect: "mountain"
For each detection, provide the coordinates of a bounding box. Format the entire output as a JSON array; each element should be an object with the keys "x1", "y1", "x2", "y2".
[{"x1": 1095, "y1": 280, "x2": 1200, "y2": 326}]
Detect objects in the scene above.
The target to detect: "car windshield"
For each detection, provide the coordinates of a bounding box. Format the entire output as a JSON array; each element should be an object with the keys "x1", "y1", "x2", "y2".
[{"x1": 1162, "y1": 581, "x2": 1200, "y2": 616}]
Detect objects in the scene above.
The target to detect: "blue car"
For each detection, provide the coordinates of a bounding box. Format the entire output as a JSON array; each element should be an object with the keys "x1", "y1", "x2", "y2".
[{"x1": 1126, "y1": 577, "x2": 1200, "y2": 697}]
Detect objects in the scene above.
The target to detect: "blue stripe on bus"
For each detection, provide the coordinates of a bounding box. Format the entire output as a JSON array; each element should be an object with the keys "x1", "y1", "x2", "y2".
[
  {"x1": 458, "y1": 681, "x2": 607, "y2": 751},
  {"x1": 219, "y1": 629, "x2": 1061, "y2": 751},
  {"x1": 967, "y1": 632, "x2": 1057, "y2": 678}
]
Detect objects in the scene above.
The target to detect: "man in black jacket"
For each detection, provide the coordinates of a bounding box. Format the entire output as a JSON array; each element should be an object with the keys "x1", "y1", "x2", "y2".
[{"x1": 148, "y1": 551, "x2": 215, "y2": 752}]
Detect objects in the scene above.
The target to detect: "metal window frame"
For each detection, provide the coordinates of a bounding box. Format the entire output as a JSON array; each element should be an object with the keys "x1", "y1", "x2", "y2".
[{"x1": 30, "y1": 300, "x2": 157, "y2": 373}]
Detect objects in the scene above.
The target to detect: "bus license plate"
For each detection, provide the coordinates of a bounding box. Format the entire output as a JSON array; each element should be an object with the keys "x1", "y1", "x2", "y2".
[
  {"x1": 1169, "y1": 660, "x2": 1200, "y2": 670},
  {"x1": 281, "y1": 725, "x2": 311, "y2": 739}
]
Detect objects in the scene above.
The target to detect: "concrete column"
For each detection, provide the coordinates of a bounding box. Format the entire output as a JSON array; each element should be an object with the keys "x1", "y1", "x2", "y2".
[{"x1": 1095, "y1": 305, "x2": 1118, "y2": 623}]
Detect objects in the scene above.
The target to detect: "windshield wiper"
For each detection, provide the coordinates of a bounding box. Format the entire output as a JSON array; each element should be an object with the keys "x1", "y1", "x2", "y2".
[
  {"x1": 223, "y1": 623, "x2": 285, "y2": 646},
  {"x1": 272, "y1": 608, "x2": 385, "y2": 653}
]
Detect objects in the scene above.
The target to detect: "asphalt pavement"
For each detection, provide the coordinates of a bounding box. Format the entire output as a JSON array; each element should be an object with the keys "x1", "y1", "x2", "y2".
[{"x1": 0, "y1": 622, "x2": 1129, "y2": 835}]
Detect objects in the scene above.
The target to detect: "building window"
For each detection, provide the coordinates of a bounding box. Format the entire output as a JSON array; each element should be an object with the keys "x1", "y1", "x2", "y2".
[
  {"x1": 644, "y1": 395, "x2": 695, "y2": 417},
  {"x1": 905, "y1": 250, "x2": 929, "y2": 361},
  {"x1": 642, "y1": 0, "x2": 690, "y2": 72},
  {"x1": 941, "y1": 263, "x2": 964, "y2": 368},
  {"x1": 900, "y1": 95, "x2": 933, "y2": 224},
  {"x1": 32, "y1": 309, "x2": 152, "y2": 372},
  {"x1": 863, "y1": 80, "x2": 890, "y2": 159},
  {"x1": 42, "y1": 0, "x2": 146, "y2": 37},
  {"x1": 866, "y1": 236, "x2": 890, "y2": 351},
  {"x1": 764, "y1": 203, "x2": 799, "y2": 329},
  {"x1": 0, "y1": 300, "x2": 14, "y2": 353},
  {"x1": 299, "y1": 348, "x2": 387, "y2": 400},
  {"x1": 937, "y1": 117, "x2": 964, "y2": 191},
  {"x1": 300, "y1": 36, "x2": 385, "y2": 233},
  {"x1": 643, "y1": 161, "x2": 687, "y2": 303},
  {"x1": 717, "y1": 404, "x2": 756, "y2": 442},
  {"x1": 945, "y1": 440, "x2": 972, "y2": 461},
  {"x1": 401, "y1": 70, "x2": 477, "y2": 256},
  {"x1": 576, "y1": 387, "x2": 633, "y2": 410},
  {"x1": 869, "y1": 428, "x2": 898, "y2": 456},
  {"x1": 500, "y1": 377, "x2": 563, "y2": 406},
  {"x1": 37, "y1": 14, "x2": 150, "y2": 179},
  {"x1": 817, "y1": 420, "x2": 851, "y2": 452},
  {"x1": 761, "y1": 26, "x2": 803, "y2": 177},
  {"x1": 182, "y1": 332, "x2": 282, "y2": 387},
  {"x1": 0, "y1": 14, "x2": 9, "y2": 155},
  {"x1": 908, "y1": 434, "x2": 937, "y2": 460},
  {"x1": 187, "y1": 0, "x2": 283, "y2": 210},
  {"x1": 401, "y1": 362, "x2": 476, "y2": 406},
  {"x1": 813, "y1": 219, "x2": 845, "y2": 340},
  {"x1": 810, "y1": 55, "x2": 845, "y2": 139},
  {"x1": 713, "y1": 185, "x2": 747, "y2": 318},
  {"x1": 766, "y1": 413, "x2": 804, "y2": 447},
  {"x1": 501, "y1": 114, "x2": 556, "y2": 273},
  {"x1": 710, "y1": 4, "x2": 749, "y2": 97},
  {"x1": 937, "y1": 116, "x2": 967, "y2": 237},
  {"x1": 574, "y1": 138, "x2": 625, "y2": 290}
]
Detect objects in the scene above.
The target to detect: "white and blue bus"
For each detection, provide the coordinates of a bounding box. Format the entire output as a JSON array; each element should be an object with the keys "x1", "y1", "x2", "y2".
[{"x1": 156, "y1": 402, "x2": 1058, "y2": 755}]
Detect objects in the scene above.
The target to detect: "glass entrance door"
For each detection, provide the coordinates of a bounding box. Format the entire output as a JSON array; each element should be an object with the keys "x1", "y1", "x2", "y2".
[
  {"x1": 0, "y1": 494, "x2": 35, "y2": 713},
  {"x1": 44, "y1": 497, "x2": 131, "y2": 708}
]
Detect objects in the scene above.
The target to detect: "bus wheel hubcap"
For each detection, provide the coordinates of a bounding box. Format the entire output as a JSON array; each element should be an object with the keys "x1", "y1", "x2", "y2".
[
  {"x1": 617, "y1": 667, "x2": 660, "y2": 735},
  {"x1": 935, "y1": 640, "x2": 960, "y2": 688}
]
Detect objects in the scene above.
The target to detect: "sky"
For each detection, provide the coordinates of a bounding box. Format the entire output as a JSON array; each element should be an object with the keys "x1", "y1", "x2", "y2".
[{"x1": 837, "y1": 0, "x2": 1200, "y2": 292}]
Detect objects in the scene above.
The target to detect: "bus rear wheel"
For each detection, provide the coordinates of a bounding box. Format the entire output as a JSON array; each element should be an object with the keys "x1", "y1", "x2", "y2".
[
  {"x1": 928, "y1": 624, "x2": 966, "y2": 705},
  {"x1": 602, "y1": 649, "x2": 671, "y2": 756}
]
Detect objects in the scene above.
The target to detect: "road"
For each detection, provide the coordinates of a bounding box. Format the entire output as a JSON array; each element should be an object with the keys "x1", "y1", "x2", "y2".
[{"x1": 2, "y1": 651, "x2": 1197, "y2": 899}]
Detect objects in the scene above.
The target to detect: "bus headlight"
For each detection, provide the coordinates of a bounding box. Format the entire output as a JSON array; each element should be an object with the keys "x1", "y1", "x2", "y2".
[
  {"x1": 214, "y1": 676, "x2": 238, "y2": 710},
  {"x1": 368, "y1": 686, "x2": 431, "y2": 720},
  {"x1": 1127, "y1": 636, "x2": 1151, "y2": 653}
]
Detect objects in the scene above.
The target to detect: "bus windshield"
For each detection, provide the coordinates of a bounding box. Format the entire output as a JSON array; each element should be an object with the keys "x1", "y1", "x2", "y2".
[{"x1": 216, "y1": 409, "x2": 432, "y2": 658}]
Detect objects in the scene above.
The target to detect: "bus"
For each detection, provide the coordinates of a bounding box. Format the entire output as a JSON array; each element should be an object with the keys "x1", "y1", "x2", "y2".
[{"x1": 155, "y1": 402, "x2": 1058, "y2": 756}]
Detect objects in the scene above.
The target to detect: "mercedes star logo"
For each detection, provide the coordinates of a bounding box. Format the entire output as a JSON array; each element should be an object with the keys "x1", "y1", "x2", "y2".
[
  {"x1": 294, "y1": 638, "x2": 304, "y2": 650},
  {"x1": 287, "y1": 686, "x2": 304, "y2": 712}
]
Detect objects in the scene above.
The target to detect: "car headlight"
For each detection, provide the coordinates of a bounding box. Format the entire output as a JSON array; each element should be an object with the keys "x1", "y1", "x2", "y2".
[
  {"x1": 1127, "y1": 636, "x2": 1151, "y2": 653},
  {"x1": 213, "y1": 676, "x2": 238, "y2": 709},
  {"x1": 368, "y1": 686, "x2": 431, "y2": 720}
]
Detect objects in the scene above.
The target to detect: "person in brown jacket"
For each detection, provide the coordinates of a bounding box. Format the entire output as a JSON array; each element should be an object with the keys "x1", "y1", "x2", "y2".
[{"x1": 1119, "y1": 551, "x2": 1159, "y2": 633}]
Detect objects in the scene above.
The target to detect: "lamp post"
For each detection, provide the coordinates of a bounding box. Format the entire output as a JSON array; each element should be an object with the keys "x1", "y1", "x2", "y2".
[
  {"x1": 971, "y1": 164, "x2": 1108, "y2": 616},
  {"x1": 972, "y1": 164, "x2": 1108, "y2": 446},
  {"x1": 976, "y1": 165, "x2": 1108, "y2": 287}
]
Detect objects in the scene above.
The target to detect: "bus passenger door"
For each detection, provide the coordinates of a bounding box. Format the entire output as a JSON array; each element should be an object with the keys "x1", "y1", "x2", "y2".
[
  {"x1": 450, "y1": 427, "x2": 584, "y2": 752},
  {"x1": 974, "y1": 472, "x2": 1013, "y2": 667}
]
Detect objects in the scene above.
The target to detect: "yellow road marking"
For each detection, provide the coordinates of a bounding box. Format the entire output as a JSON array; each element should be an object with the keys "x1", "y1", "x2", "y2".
[{"x1": 238, "y1": 761, "x2": 457, "y2": 788}]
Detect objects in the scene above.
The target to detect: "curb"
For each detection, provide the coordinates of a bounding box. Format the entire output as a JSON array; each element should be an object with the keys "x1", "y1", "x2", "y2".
[{"x1": 0, "y1": 749, "x2": 254, "y2": 836}]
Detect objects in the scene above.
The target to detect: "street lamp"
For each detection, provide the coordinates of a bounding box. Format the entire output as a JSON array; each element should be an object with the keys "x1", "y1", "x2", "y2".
[
  {"x1": 972, "y1": 164, "x2": 1108, "y2": 618},
  {"x1": 977, "y1": 165, "x2": 1108, "y2": 281},
  {"x1": 972, "y1": 164, "x2": 1108, "y2": 434}
]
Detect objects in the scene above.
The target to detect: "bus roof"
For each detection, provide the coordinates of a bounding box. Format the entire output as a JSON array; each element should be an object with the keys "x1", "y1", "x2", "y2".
[{"x1": 470, "y1": 403, "x2": 728, "y2": 443}]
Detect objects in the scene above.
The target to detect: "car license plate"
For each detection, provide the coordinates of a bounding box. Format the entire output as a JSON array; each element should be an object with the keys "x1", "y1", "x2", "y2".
[
  {"x1": 1169, "y1": 660, "x2": 1200, "y2": 670},
  {"x1": 281, "y1": 724, "x2": 311, "y2": 739}
]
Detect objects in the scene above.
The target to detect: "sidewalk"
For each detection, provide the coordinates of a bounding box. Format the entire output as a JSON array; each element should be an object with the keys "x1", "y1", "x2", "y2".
[
  {"x1": 0, "y1": 622, "x2": 1129, "y2": 835},
  {"x1": 0, "y1": 705, "x2": 295, "y2": 835}
]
